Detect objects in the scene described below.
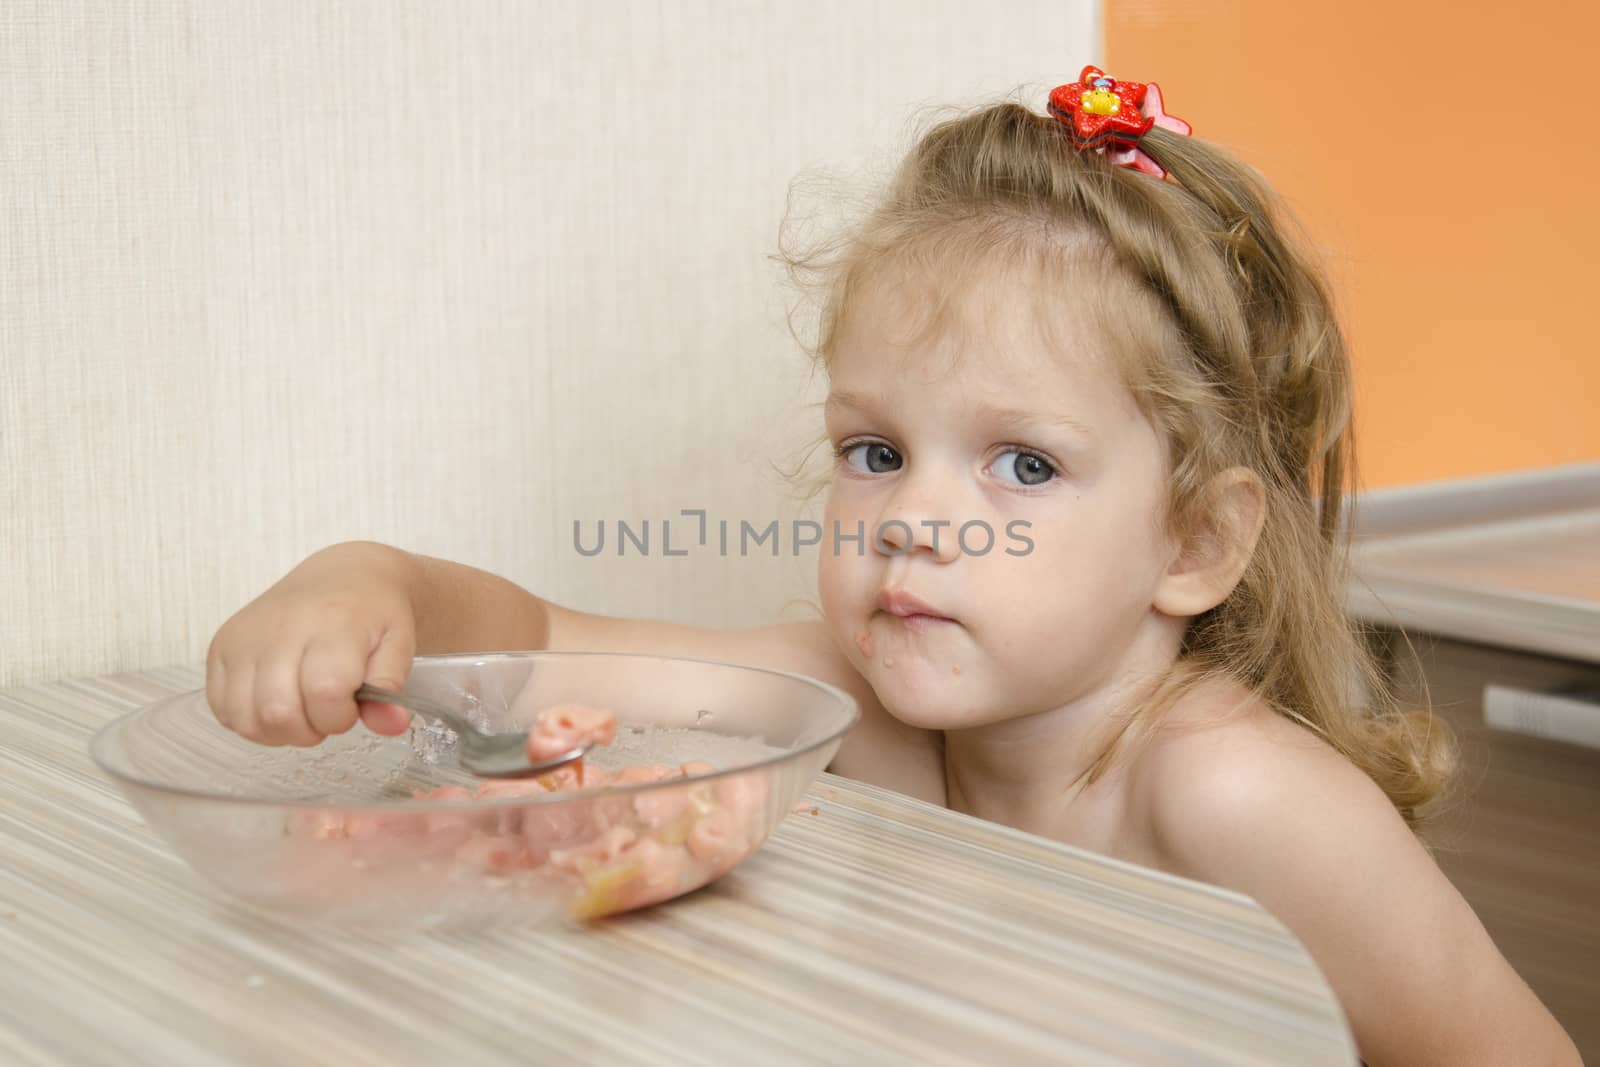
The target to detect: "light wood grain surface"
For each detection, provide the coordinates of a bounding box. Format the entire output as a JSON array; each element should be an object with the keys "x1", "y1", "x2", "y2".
[
  {"x1": 0, "y1": 668, "x2": 1357, "y2": 1066},
  {"x1": 1348, "y1": 464, "x2": 1600, "y2": 662}
]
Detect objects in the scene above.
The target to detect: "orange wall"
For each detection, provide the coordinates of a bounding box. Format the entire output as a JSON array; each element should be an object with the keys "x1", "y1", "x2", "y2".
[{"x1": 1106, "y1": 2, "x2": 1600, "y2": 487}]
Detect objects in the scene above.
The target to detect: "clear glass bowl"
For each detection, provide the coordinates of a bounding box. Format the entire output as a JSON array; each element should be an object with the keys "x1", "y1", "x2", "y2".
[{"x1": 90, "y1": 651, "x2": 858, "y2": 930}]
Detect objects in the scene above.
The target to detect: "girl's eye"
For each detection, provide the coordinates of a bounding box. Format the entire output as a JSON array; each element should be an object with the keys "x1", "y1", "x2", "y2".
[
  {"x1": 993, "y1": 449, "x2": 1056, "y2": 487},
  {"x1": 842, "y1": 442, "x2": 903, "y2": 474}
]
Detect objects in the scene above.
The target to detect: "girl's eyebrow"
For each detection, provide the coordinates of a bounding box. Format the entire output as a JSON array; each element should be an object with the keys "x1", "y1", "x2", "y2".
[
  {"x1": 825, "y1": 391, "x2": 1094, "y2": 440},
  {"x1": 976, "y1": 402, "x2": 1095, "y2": 440},
  {"x1": 823, "y1": 389, "x2": 879, "y2": 414}
]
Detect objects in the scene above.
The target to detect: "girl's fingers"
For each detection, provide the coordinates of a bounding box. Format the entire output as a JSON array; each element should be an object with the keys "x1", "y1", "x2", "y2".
[
  {"x1": 299, "y1": 637, "x2": 367, "y2": 738},
  {"x1": 358, "y1": 701, "x2": 411, "y2": 736},
  {"x1": 205, "y1": 653, "x2": 230, "y2": 726},
  {"x1": 254, "y1": 650, "x2": 322, "y2": 747},
  {"x1": 365, "y1": 624, "x2": 416, "y2": 694},
  {"x1": 359, "y1": 627, "x2": 416, "y2": 736},
  {"x1": 222, "y1": 659, "x2": 260, "y2": 742}
]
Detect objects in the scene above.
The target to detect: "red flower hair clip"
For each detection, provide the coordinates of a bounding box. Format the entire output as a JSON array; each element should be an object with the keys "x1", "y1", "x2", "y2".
[{"x1": 1047, "y1": 65, "x2": 1192, "y2": 179}]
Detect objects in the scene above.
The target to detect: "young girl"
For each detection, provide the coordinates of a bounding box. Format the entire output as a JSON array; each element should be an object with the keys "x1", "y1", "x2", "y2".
[{"x1": 206, "y1": 69, "x2": 1580, "y2": 1065}]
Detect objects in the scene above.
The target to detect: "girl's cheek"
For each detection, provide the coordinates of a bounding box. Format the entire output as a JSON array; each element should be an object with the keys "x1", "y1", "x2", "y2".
[
  {"x1": 816, "y1": 492, "x2": 851, "y2": 599},
  {"x1": 815, "y1": 556, "x2": 848, "y2": 625},
  {"x1": 815, "y1": 507, "x2": 869, "y2": 598},
  {"x1": 815, "y1": 550, "x2": 862, "y2": 658}
]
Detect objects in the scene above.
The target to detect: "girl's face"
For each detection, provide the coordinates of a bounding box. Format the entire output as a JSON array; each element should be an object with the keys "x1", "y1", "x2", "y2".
[{"x1": 817, "y1": 261, "x2": 1183, "y2": 731}]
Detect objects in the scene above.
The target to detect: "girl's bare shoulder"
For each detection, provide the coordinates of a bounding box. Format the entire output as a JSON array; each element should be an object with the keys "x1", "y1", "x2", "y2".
[
  {"x1": 1131, "y1": 675, "x2": 1339, "y2": 784},
  {"x1": 1125, "y1": 674, "x2": 1382, "y2": 855},
  {"x1": 1122, "y1": 677, "x2": 1576, "y2": 1064}
]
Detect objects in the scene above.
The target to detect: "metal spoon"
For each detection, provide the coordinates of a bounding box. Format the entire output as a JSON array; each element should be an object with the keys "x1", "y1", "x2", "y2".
[{"x1": 355, "y1": 683, "x2": 589, "y2": 779}]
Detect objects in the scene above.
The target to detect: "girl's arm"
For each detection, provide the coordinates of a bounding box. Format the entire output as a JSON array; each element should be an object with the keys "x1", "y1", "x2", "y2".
[
  {"x1": 546, "y1": 602, "x2": 947, "y2": 803},
  {"x1": 406, "y1": 549, "x2": 944, "y2": 799},
  {"x1": 1139, "y1": 718, "x2": 1581, "y2": 1067},
  {"x1": 208, "y1": 541, "x2": 937, "y2": 790}
]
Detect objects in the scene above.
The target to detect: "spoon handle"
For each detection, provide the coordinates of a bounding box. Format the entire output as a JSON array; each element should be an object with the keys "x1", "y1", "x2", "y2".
[
  {"x1": 352, "y1": 683, "x2": 585, "y2": 779},
  {"x1": 354, "y1": 683, "x2": 477, "y2": 736}
]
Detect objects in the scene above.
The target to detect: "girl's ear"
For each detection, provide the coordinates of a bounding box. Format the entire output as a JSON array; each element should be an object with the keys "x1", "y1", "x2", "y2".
[{"x1": 1152, "y1": 467, "x2": 1265, "y2": 618}]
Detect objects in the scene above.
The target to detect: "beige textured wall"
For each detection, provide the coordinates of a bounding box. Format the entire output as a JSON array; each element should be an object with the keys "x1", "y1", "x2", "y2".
[{"x1": 1, "y1": 1, "x2": 1095, "y2": 687}]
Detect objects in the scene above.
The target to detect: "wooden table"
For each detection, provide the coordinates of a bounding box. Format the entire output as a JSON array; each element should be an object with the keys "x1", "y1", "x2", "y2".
[
  {"x1": 1348, "y1": 462, "x2": 1600, "y2": 665},
  {"x1": 0, "y1": 667, "x2": 1358, "y2": 1066}
]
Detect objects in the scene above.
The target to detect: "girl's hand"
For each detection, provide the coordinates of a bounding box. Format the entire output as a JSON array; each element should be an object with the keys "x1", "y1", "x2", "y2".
[{"x1": 205, "y1": 542, "x2": 417, "y2": 746}]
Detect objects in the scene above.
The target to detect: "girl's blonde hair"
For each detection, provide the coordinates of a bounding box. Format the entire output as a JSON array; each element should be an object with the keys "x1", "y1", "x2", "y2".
[{"x1": 778, "y1": 96, "x2": 1456, "y2": 830}]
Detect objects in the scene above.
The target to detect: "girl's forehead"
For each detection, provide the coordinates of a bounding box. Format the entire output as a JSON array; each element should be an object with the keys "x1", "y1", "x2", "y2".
[{"x1": 829, "y1": 250, "x2": 1123, "y2": 384}]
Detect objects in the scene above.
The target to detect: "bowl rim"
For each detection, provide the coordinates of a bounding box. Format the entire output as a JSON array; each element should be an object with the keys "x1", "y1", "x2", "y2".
[{"x1": 88, "y1": 649, "x2": 860, "y2": 812}]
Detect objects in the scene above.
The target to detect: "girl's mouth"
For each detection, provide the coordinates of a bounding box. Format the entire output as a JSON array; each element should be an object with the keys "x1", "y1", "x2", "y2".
[{"x1": 876, "y1": 588, "x2": 956, "y2": 626}]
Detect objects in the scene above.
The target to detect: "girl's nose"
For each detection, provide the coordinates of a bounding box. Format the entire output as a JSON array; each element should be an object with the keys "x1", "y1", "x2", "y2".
[{"x1": 875, "y1": 496, "x2": 962, "y2": 563}]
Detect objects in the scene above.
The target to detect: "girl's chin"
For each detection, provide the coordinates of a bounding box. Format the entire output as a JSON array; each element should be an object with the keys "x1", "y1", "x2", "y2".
[{"x1": 866, "y1": 663, "x2": 981, "y2": 728}]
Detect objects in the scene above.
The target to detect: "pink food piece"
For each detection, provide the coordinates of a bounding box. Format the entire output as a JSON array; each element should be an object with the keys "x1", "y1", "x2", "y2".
[
  {"x1": 602, "y1": 763, "x2": 687, "y2": 830},
  {"x1": 454, "y1": 832, "x2": 536, "y2": 874},
  {"x1": 607, "y1": 837, "x2": 696, "y2": 913},
  {"x1": 345, "y1": 815, "x2": 464, "y2": 870},
  {"x1": 528, "y1": 762, "x2": 583, "y2": 793},
  {"x1": 530, "y1": 756, "x2": 616, "y2": 793},
  {"x1": 474, "y1": 779, "x2": 549, "y2": 799},
  {"x1": 471, "y1": 778, "x2": 552, "y2": 837},
  {"x1": 548, "y1": 824, "x2": 638, "y2": 875},
  {"x1": 713, "y1": 770, "x2": 769, "y2": 820},
  {"x1": 521, "y1": 796, "x2": 606, "y2": 864},
  {"x1": 409, "y1": 785, "x2": 479, "y2": 841},
  {"x1": 342, "y1": 810, "x2": 426, "y2": 840},
  {"x1": 526, "y1": 703, "x2": 618, "y2": 762},
  {"x1": 610, "y1": 763, "x2": 680, "y2": 787},
  {"x1": 283, "y1": 692, "x2": 778, "y2": 919},
  {"x1": 633, "y1": 784, "x2": 692, "y2": 829},
  {"x1": 686, "y1": 807, "x2": 750, "y2": 873},
  {"x1": 578, "y1": 764, "x2": 613, "y2": 789},
  {"x1": 624, "y1": 837, "x2": 682, "y2": 892},
  {"x1": 289, "y1": 809, "x2": 349, "y2": 840}
]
